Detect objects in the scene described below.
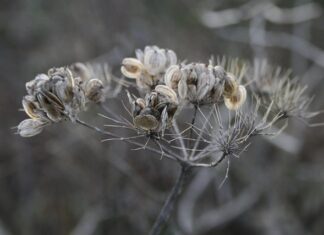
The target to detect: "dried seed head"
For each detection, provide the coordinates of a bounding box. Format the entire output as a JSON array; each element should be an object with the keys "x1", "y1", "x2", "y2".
[
  {"x1": 85, "y1": 78, "x2": 104, "y2": 103},
  {"x1": 121, "y1": 58, "x2": 144, "y2": 79},
  {"x1": 223, "y1": 73, "x2": 239, "y2": 98},
  {"x1": 17, "y1": 118, "x2": 48, "y2": 137},
  {"x1": 224, "y1": 85, "x2": 247, "y2": 110}
]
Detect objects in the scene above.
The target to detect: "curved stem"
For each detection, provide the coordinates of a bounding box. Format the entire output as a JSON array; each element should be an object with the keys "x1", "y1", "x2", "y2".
[{"x1": 149, "y1": 164, "x2": 192, "y2": 235}]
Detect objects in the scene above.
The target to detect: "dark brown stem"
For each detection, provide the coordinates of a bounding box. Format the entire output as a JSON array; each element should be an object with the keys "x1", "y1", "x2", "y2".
[{"x1": 149, "y1": 164, "x2": 192, "y2": 235}]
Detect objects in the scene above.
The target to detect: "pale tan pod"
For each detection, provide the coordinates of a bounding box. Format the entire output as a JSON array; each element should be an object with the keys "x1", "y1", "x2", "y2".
[
  {"x1": 121, "y1": 58, "x2": 144, "y2": 79},
  {"x1": 178, "y1": 78, "x2": 188, "y2": 100},
  {"x1": 22, "y1": 96, "x2": 39, "y2": 119},
  {"x1": 17, "y1": 118, "x2": 47, "y2": 137},
  {"x1": 155, "y1": 85, "x2": 178, "y2": 104},
  {"x1": 224, "y1": 85, "x2": 247, "y2": 110},
  {"x1": 134, "y1": 114, "x2": 159, "y2": 131},
  {"x1": 164, "y1": 65, "x2": 182, "y2": 89},
  {"x1": 144, "y1": 48, "x2": 167, "y2": 75},
  {"x1": 197, "y1": 72, "x2": 210, "y2": 101},
  {"x1": 135, "y1": 49, "x2": 144, "y2": 63},
  {"x1": 85, "y1": 78, "x2": 104, "y2": 103},
  {"x1": 135, "y1": 98, "x2": 146, "y2": 109},
  {"x1": 165, "y1": 49, "x2": 177, "y2": 67},
  {"x1": 223, "y1": 73, "x2": 238, "y2": 98}
]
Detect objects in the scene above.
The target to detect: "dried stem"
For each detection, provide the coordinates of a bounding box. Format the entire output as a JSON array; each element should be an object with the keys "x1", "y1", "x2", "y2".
[{"x1": 149, "y1": 163, "x2": 193, "y2": 235}]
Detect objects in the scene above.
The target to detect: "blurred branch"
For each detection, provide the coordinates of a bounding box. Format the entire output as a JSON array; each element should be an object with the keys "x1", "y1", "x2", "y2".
[
  {"x1": 200, "y1": 1, "x2": 322, "y2": 28},
  {"x1": 193, "y1": 184, "x2": 263, "y2": 234},
  {"x1": 218, "y1": 27, "x2": 324, "y2": 68},
  {"x1": 70, "y1": 205, "x2": 107, "y2": 235}
]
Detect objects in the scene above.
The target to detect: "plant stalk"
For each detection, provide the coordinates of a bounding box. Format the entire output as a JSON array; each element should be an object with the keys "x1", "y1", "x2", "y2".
[{"x1": 149, "y1": 164, "x2": 192, "y2": 235}]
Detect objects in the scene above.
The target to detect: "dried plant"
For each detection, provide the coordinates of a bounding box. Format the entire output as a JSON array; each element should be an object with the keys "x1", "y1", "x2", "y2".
[{"x1": 16, "y1": 45, "x2": 322, "y2": 235}]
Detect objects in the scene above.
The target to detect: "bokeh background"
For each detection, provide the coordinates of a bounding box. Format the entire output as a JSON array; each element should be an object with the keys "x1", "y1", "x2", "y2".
[{"x1": 1, "y1": 0, "x2": 324, "y2": 234}]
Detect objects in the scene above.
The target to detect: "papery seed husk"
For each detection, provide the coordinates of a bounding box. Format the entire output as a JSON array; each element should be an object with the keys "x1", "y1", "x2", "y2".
[
  {"x1": 134, "y1": 114, "x2": 159, "y2": 131},
  {"x1": 22, "y1": 96, "x2": 40, "y2": 119},
  {"x1": 223, "y1": 73, "x2": 238, "y2": 98},
  {"x1": 17, "y1": 118, "x2": 47, "y2": 137},
  {"x1": 197, "y1": 73, "x2": 211, "y2": 101},
  {"x1": 165, "y1": 49, "x2": 177, "y2": 67},
  {"x1": 144, "y1": 48, "x2": 167, "y2": 75},
  {"x1": 165, "y1": 65, "x2": 182, "y2": 89},
  {"x1": 121, "y1": 58, "x2": 144, "y2": 79},
  {"x1": 155, "y1": 85, "x2": 178, "y2": 104},
  {"x1": 85, "y1": 78, "x2": 104, "y2": 103},
  {"x1": 36, "y1": 93, "x2": 63, "y2": 122},
  {"x1": 135, "y1": 49, "x2": 144, "y2": 63},
  {"x1": 224, "y1": 85, "x2": 247, "y2": 110},
  {"x1": 178, "y1": 78, "x2": 188, "y2": 100}
]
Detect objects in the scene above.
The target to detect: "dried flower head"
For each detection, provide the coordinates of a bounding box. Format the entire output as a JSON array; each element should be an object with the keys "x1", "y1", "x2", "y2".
[
  {"x1": 248, "y1": 60, "x2": 320, "y2": 123},
  {"x1": 121, "y1": 46, "x2": 177, "y2": 91},
  {"x1": 17, "y1": 65, "x2": 108, "y2": 137},
  {"x1": 164, "y1": 61, "x2": 246, "y2": 110},
  {"x1": 128, "y1": 85, "x2": 178, "y2": 135}
]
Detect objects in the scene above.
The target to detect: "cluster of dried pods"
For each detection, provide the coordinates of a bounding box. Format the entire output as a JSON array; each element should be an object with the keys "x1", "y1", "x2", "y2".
[
  {"x1": 127, "y1": 85, "x2": 178, "y2": 135},
  {"x1": 18, "y1": 65, "x2": 105, "y2": 137},
  {"x1": 121, "y1": 46, "x2": 247, "y2": 133},
  {"x1": 17, "y1": 45, "x2": 248, "y2": 137},
  {"x1": 121, "y1": 46, "x2": 177, "y2": 90}
]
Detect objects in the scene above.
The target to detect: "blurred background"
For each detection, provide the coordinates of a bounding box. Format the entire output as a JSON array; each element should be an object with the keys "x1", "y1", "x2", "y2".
[{"x1": 1, "y1": 0, "x2": 324, "y2": 234}]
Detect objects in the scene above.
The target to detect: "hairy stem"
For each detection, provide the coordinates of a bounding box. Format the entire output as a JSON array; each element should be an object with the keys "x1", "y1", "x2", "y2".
[{"x1": 149, "y1": 164, "x2": 192, "y2": 235}]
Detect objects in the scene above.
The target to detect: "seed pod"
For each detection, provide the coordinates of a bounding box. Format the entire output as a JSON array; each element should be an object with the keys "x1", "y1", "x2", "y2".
[
  {"x1": 135, "y1": 49, "x2": 144, "y2": 62},
  {"x1": 85, "y1": 78, "x2": 104, "y2": 103},
  {"x1": 223, "y1": 73, "x2": 238, "y2": 98},
  {"x1": 17, "y1": 118, "x2": 47, "y2": 137},
  {"x1": 155, "y1": 85, "x2": 178, "y2": 104},
  {"x1": 178, "y1": 78, "x2": 188, "y2": 100},
  {"x1": 146, "y1": 92, "x2": 159, "y2": 107},
  {"x1": 144, "y1": 47, "x2": 167, "y2": 75},
  {"x1": 165, "y1": 49, "x2": 177, "y2": 67},
  {"x1": 165, "y1": 65, "x2": 182, "y2": 89},
  {"x1": 134, "y1": 114, "x2": 159, "y2": 131},
  {"x1": 197, "y1": 72, "x2": 212, "y2": 101},
  {"x1": 22, "y1": 96, "x2": 39, "y2": 119},
  {"x1": 36, "y1": 92, "x2": 64, "y2": 122},
  {"x1": 133, "y1": 98, "x2": 146, "y2": 116},
  {"x1": 224, "y1": 85, "x2": 247, "y2": 110},
  {"x1": 121, "y1": 58, "x2": 144, "y2": 79}
]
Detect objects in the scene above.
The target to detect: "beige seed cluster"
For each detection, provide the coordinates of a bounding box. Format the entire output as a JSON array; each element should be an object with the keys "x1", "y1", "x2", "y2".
[
  {"x1": 128, "y1": 85, "x2": 178, "y2": 135},
  {"x1": 18, "y1": 66, "x2": 105, "y2": 137},
  {"x1": 121, "y1": 46, "x2": 177, "y2": 91}
]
